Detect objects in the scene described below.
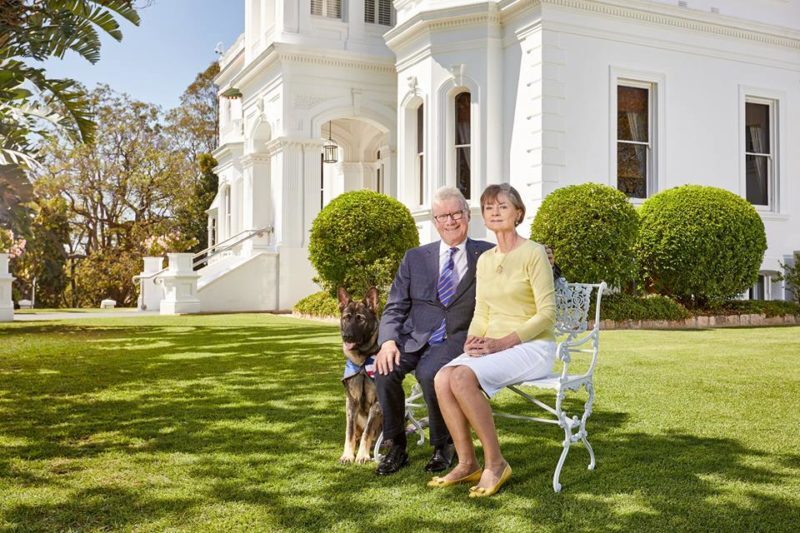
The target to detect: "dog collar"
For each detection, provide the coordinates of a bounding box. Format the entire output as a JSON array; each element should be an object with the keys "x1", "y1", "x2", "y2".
[{"x1": 342, "y1": 356, "x2": 376, "y2": 382}]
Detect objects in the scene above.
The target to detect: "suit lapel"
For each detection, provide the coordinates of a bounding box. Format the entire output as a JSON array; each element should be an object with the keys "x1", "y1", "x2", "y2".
[
  {"x1": 450, "y1": 238, "x2": 480, "y2": 305},
  {"x1": 426, "y1": 243, "x2": 440, "y2": 303}
]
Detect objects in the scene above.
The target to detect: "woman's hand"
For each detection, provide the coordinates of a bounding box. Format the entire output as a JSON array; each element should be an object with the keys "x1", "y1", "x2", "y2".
[{"x1": 464, "y1": 333, "x2": 521, "y2": 357}]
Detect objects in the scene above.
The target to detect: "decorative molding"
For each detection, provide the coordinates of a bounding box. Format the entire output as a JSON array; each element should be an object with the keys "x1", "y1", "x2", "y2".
[
  {"x1": 294, "y1": 94, "x2": 328, "y2": 110},
  {"x1": 391, "y1": 0, "x2": 800, "y2": 53},
  {"x1": 240, "y1": 153, "x2": 271, "y2": 167},
  {"x1": 544, "y1": 0, "x2": 800, "y2": 50}
]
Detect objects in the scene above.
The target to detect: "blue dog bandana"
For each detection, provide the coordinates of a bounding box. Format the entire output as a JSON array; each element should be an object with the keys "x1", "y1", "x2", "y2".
[{"x1": 342, "y1": 356, "x2": 376, "y2": 381}]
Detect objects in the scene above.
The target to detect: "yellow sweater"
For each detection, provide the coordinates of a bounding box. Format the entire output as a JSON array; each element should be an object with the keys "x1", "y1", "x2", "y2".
[{"x1": 468, "y1": 240, "x2": 556, "y2": 343}]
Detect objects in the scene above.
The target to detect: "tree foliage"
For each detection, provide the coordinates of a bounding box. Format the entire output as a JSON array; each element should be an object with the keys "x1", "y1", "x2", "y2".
[
  {"x1": 636, "y1": 185, "x2": 767, "y2": 306},
  {"x1": 33, "y1": 86, "x2": 197, "y2": 306},
  {"x1": 309, "y1": 191, "x2": 419, "y2": 296},
  {"x1": 531, "y1": 183, "x2": 639, "y2": 288}
]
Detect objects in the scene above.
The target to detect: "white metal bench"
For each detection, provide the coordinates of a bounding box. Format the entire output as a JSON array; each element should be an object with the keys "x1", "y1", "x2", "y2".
[
  {"x1": 375, "y1": 281, "x2": 607, "y2": 493},
  {"x1": 494, "y1": 281, "x2": 607, "y2": 492}
]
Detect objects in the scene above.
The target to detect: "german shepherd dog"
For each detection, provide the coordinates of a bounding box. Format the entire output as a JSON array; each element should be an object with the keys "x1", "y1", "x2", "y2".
[{"x1": 337, "y1": 287, "x2": 383, "y2": 464}]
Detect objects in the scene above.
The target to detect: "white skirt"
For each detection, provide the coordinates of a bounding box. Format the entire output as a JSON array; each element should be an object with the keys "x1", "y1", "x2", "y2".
[{"x1": 442, "y1": 340, "x2": 557, "y2": 398}]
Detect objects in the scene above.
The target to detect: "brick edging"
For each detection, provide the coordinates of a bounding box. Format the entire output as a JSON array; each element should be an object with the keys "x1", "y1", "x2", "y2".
[{"x1": 596, "y1": 314, "x2": 800, "y2": 330}]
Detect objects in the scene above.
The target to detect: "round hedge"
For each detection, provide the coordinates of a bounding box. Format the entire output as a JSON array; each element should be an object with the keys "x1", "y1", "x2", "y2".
[
  {"x1": 636, "y1": 185, "x2": 766, "y2": 305},
  {"x1": 308, "y1": 190, "x2": 419, "y2": 296},
  {"x1": 530, "y1": 183, "x2": 639, "y2": 287}
]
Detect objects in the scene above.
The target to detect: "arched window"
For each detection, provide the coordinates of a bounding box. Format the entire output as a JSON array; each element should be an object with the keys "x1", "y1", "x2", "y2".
[
  {"x1": 311, "y1": 0, "x2": 341, "y2": 19},
  {"x1": 454, "y1": 92, "x2": 471, "y2": 199}
]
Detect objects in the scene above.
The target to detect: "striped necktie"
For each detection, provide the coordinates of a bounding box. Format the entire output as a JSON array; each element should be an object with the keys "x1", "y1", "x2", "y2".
[{"x1": 429, "y1": 247, "x2": 458, "y2": 344}]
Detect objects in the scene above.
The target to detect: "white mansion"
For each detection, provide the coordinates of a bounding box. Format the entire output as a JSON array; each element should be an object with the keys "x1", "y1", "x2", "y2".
[{"x1": 197, "y1": 0, "x2": 799, "y2": 312}]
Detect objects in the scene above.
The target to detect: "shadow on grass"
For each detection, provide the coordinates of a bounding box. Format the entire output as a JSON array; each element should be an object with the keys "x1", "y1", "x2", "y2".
[{"x1": 1, "y1": 319, "x2": 799, "y2": 530}]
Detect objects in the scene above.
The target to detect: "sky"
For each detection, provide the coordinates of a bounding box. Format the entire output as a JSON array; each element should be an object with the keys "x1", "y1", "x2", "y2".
[{"x1": 43, "y1": 0, "x2": 245, "y2": 111}]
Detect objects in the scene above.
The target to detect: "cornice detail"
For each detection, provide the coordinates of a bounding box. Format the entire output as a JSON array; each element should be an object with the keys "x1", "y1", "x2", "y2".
[
  {"x1": 391, "y1": 0, "x2": 800, "y2": 52},
  {"x1": 544, "y1": 0, "x2": 800, "y2": 50}
]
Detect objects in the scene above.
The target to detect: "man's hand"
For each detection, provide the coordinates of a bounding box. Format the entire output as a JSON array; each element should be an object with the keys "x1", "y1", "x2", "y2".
[{"x1": 375, "y1": 340, "x2": 401, "y2": 375}]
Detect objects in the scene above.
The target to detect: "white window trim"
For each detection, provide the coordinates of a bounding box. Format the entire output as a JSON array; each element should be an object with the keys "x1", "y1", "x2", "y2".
[
  {"x1": 609, "y1": 67, "x2": 665, "y2": 203},
  {"x1": 438, "y1": 80, "x2": 480, "y2": 203},
  {"x1": 401, "y1": 92, "x2": 427, "y2": 208},
  {"x1": 739, "y1": 86, "x2": 785, "y2": 215}
]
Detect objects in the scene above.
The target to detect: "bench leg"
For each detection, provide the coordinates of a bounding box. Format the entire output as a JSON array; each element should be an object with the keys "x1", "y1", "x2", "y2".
[{"x1": 581, "y1": 382, "x2": 596, "y2": 470}]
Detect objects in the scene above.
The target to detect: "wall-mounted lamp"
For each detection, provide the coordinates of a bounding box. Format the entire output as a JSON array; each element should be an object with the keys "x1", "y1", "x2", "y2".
[
  {"x1": 221, "y1": 87, "x2": 242, "y2": 99},
  {"x1": 323, "y1": 121, "x2": 338, "y2": 164}
]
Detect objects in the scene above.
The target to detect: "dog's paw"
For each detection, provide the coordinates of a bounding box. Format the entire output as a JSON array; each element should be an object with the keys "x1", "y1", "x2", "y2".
[
  {"x1": 355, "y1": 452, "x2": 372, "y2": 465},
  {"x1": 339, "y1": 453, "x2": 355, "y2": 464}
]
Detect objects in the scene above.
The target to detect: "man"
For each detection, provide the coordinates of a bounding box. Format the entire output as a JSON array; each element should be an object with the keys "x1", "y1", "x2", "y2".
[{"x1": 374, "y1": 186, "x2": 494, "y2": 475}]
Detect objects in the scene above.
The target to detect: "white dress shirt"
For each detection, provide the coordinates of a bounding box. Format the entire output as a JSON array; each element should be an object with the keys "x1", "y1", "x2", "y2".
[{"x1": 438, "y1": 240, "x2": 468, "y2": 284}]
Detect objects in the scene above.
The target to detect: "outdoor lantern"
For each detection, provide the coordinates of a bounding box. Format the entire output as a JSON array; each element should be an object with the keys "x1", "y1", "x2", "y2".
[
  {"x1": 220, "y1": 87, "x2": 242, "y2": 99},
  {"x1": 323, "y1": 121, "x2": 338, "y2": 164}
]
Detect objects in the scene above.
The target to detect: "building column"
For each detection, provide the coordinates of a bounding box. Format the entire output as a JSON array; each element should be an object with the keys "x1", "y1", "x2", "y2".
[{"x1": 241, "y1": 153, "x2": 273, "y2": 254}]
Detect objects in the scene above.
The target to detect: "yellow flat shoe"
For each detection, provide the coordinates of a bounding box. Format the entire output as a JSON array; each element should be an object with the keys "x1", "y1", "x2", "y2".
[
  {"x1": 427, "y1": 469, "x2": 482, "y2": 488},
  {"x1": 468, "y1": 464, "x2": 512, "y2": 498}
]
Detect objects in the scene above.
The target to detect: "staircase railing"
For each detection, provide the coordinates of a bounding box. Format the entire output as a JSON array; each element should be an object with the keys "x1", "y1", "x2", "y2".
[{"x1": 133, "y1": 226, "x2": 273, "y2": 310}]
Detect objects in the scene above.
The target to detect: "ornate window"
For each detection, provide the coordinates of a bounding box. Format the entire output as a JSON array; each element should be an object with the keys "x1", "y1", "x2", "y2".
[
  {"x1": 311, "y1": 0, "x2": 341, "y2": 19},
  {"x1": 744, "y1": 98, "x2": 776, "y2": 208},
  {"x1": 616, "y1": 82, "x2": 653, "y2": 199},
  {"x1": 365, "y1": 0, "x2": 391, "y2": 25},
  {"x1": 454, "y1": 92, "x2": 471, "y2": 200}
]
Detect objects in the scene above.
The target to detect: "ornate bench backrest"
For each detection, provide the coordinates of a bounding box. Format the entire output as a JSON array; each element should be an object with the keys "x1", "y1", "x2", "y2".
[{"x1": 554, "y1": 281, "x2": 595, "y2": 336}]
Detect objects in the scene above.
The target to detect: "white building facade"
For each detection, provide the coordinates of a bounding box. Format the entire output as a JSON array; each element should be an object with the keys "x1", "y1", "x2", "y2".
[{"x1": 203, "y1": 0, "x2": 800, "y2": 311}]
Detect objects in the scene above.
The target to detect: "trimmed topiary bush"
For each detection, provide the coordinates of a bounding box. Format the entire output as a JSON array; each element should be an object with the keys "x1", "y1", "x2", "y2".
[
  {"x1": 636, "y1": 185, "x2": 767, "y2": 306},
  {"x1": 308, "y1": 190, "x2": 419, "y2": 296},
  {"x1": 531, "y1": 183, "x2": 639, "y2": 288}
]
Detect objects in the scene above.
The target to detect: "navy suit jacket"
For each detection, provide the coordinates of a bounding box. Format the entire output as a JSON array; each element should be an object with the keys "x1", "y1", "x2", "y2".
[{"x1": 378, "y1": 238, "x2": 494, "y2": 354}]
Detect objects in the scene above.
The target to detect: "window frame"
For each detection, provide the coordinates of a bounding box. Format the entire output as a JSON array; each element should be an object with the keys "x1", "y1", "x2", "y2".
[
  {"x1": 364, "y1": 0, "x2": 392, "y2": 25},
  {"x1": 416, "y1": 103, "x2": 425, "y2": 206},
  {"x1": 453, "y1": 91, "x2": 472, "y2": 201},
  {"x1": 609, "y1": 67, "x2": 665, "y2": 203},
  {"x1": 741, "y1": 91, "x2": 780, "y2": 212},
  {"x1": 311, "y1": 0, "x2": 342, "y2": 19}
]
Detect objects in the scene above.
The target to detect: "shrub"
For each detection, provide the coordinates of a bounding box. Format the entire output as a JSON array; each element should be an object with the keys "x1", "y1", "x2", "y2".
[
  {"x1": 699, "y1": 299, "x2": 800, "y2": 318},
  {"x1": 636, "y1": 185, "x2": 767, "y2": 306},
  {"x1": 777, "y1": 252, "x2": 800, "y2": 305},
  {"x1": 308, "y1": 190, "x2": 419, "y2": 295},
  {"x1": 594, "y1": 293, "x2": 691, "y2": 322},
  {"x1": 293, "y1": 290, "x2": 388, "y2": 319},
  {"x1": 293, "y1": 291, "x2": 340, "y2": 318},
  {"x1": 531, "y1": 183, "x2": 639, "y2": 288}
]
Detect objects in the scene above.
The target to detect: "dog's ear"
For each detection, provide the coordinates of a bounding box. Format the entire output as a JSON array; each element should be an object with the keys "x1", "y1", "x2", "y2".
[
  {"x1": 364, "y1": 286, "x2": 379, "y2": 314},
  {"x1": 337, "y1": 287, "x2": 351, "y2": 311}
]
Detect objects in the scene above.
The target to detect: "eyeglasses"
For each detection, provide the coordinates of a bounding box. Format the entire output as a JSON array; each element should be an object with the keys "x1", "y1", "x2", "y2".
[{"x1": 433, "y1": 211, "x2": 465, "y2": 223}]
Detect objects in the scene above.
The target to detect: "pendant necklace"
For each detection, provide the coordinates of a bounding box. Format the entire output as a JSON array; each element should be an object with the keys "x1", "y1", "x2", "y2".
[{"x1": 495, "y1": 235, "x2": 519, "y2": 274}]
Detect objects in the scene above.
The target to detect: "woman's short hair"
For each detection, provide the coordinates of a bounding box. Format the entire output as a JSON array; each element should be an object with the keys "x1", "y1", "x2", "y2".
[
  {"x1": 480, "y1": 183, "x2": 526, "y2": 226},
  {"x1": 432, "y1": 186, "x2": 469, "y2": 215}
]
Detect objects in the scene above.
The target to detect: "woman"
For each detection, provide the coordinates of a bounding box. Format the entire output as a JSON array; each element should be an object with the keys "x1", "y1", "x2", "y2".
[{"x1": 430, "y1": 183, "x2": 556, "y2": 497}]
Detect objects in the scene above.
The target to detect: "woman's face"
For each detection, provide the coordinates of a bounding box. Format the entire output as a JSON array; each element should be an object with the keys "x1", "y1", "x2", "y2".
[{"x1": 482, "y1": 193, "x2": 520, "y2": 233}]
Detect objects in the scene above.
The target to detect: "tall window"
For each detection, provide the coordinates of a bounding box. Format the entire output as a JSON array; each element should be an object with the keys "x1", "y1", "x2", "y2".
[
  {"x1": 224, "y1": 186, "x2": 232, "y2": 236},
  {"x1": 745, "y1": 99, "x2": 775, "y2": 207},
  {"x1": 416, "y1": 104, "x2": 424, "y2": 205},
  {"x1": 617, "y1": 83, "x2": 652, "y2": 199},
  {"x1": 311, "y1": 0, "x2": 341, "y2": 19},
  {"x1": 376, "y1": 150, "x2": 383, "y2": 193},
  {"x1": 320, "y1": 153, "x2": 325, "y2": 209},
  {"x1": 365, "y1": 0, "x2": 391, "y2": 25},
  {"x1": 454, "y1": 92, "x2": 471, "y2": 200}
]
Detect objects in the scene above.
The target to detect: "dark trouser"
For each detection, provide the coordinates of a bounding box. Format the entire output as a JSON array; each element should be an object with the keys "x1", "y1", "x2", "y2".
[{"x1": 374, "y1": 338, "x2": 463, "y2": 449}]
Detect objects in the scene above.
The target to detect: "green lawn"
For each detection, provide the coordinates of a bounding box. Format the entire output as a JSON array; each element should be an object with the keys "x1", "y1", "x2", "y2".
[{"x1": 1, "y1": 316, "x2": 799, "y2": 532}]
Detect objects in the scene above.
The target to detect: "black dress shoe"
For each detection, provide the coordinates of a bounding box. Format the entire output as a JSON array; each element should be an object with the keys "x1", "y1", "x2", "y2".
[
  {"x1": 424, "y1": 444, "x2": 456, "y2": 473},
  {"x1": 376, "y1": 444, "x2": 409, "y2": 476}
]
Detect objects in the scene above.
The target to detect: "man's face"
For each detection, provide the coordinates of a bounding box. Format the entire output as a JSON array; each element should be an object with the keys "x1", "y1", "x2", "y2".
[{"x1": 432, "y1": 198, "x2": 469, "y2": 247}]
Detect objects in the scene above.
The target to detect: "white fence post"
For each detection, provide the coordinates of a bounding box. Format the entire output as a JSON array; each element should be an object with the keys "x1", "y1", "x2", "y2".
[
  {"x1": 159, "y1": 253, "x2": 200, "y2": 315},
  {"x1": 139, "y1": 256, "x2": 164, "y2": 311},
  {"x1": 0, "y1": 253, "x2": 14, "y2": 322}
]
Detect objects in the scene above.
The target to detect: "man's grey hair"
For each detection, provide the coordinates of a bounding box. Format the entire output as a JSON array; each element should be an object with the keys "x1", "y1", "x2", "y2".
[{"x1": 431, "y1": 186, "x2": 469, "y2": 214}]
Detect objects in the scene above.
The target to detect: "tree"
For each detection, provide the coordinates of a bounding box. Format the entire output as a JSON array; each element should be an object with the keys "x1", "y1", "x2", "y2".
[
  {"x1": 34, "y1": 86, "x2": 196, "y2": 306},
  {"x1": 0, "y1": 0, "x2": 141, "y2": 166},
  {"x1": 167, "y1": 62, "x2": 221, "y2": 252}
]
